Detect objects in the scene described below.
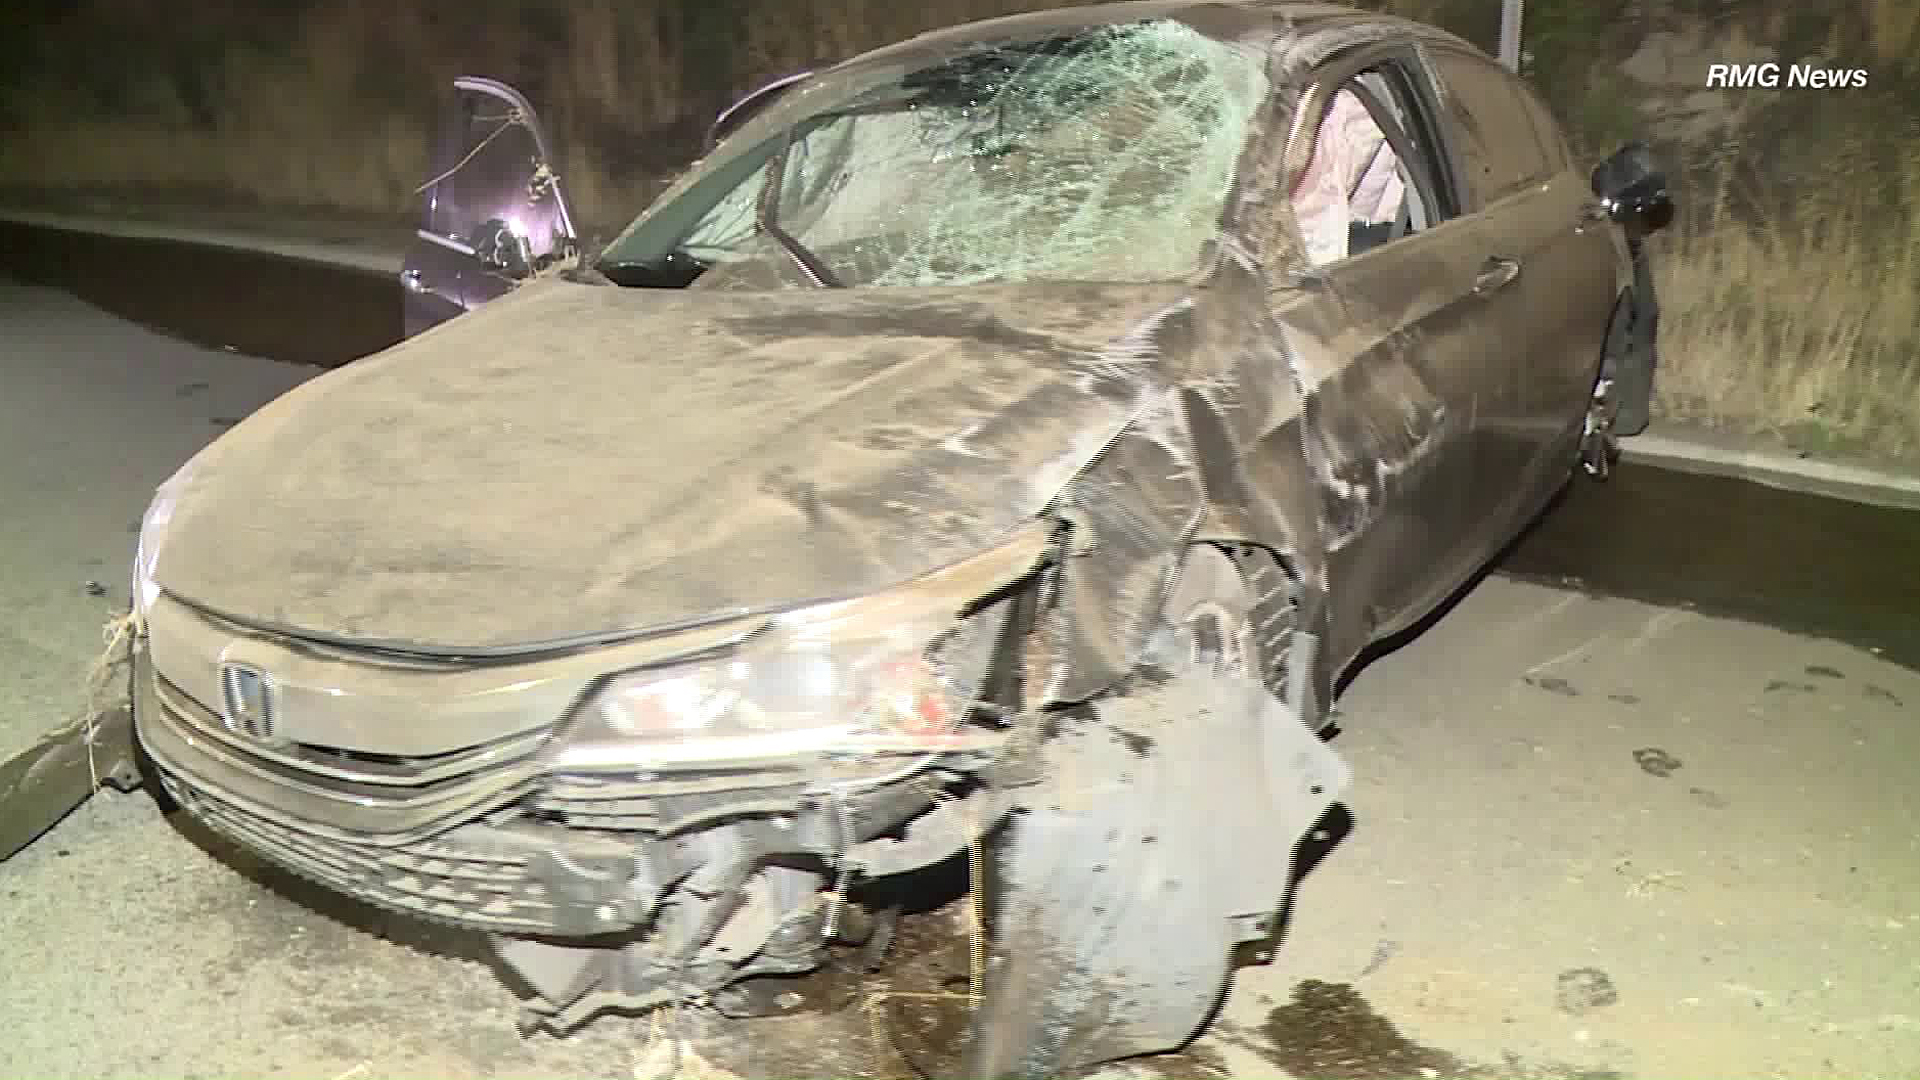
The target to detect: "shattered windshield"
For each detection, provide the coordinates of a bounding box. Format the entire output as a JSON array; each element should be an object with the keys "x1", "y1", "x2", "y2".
[{"x1": 597, "y1": 19, "x2": 1268, "y2": 289}]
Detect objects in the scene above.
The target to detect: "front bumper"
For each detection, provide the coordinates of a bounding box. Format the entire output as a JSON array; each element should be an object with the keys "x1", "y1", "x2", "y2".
[
  {"x1": 138, "y1": 639, "x2": 599, "y2": 933},
  {"x1": 135, "y1": 638, "x2": 968, "y2": 939},
  {"x1": 130, "y1": 531, "x2": 1047, "y2": 1027},
  {"x1": 136, "y1": 632, "x2": 988, "y2": 1028}
]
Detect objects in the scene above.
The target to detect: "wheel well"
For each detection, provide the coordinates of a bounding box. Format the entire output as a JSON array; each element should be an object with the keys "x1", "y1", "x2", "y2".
[
  {"x1": 1198, "y1": 541, "x2": 1302, "y2": 708},
  {"x1": 1001, "y1": 531, "x2": 1310, "y2": 715}
]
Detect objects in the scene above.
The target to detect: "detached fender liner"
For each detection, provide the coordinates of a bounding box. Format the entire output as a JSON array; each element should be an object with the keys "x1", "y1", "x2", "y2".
[
  {"x1": 1605, "y1": 232, "x2": 1661, "y2": 437},
  {"x1": 960, "y1": 596, "x2": 1349, "y2": 1078}
]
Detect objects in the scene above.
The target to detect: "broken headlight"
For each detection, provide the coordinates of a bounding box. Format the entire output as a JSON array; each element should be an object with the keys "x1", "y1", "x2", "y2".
[{"x1": 544, "y1": 538, "x2": 1038, "y2": 775}]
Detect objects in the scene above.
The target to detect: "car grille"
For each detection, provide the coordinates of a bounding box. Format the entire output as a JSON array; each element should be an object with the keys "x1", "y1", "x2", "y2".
[
  {"x1": 528, "y1": 769, "x2": 813, "y2": 833},
  {"x1": 152, "y1": 669, "x2": 552, "y2": 792},
  {"x1": 136, "y1": 647, "x2": 591, "y2": 935},
  {"x1": 161, "y1": 772, "x2": 564, "y2": 934},
  {"x1": 138, "y1": 640, "x2": 843, "y2": 938},
  {"x1": 142, "y1": 660, "x2": 549, "y2": 830}
]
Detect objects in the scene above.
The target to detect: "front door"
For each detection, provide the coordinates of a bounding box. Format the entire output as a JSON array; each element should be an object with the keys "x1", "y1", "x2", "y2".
[
  {"x1": 1267, "y1": 54, "x2": 1517, "y2": 667},
  {"x1": 401, "y1": 77, "x2": 576, "y2": 337}
]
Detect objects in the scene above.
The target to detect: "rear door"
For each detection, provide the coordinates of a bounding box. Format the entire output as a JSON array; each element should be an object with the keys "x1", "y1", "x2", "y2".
[
  {"x1": 402, "y1": 77, "x2": 576, "y2": 337},
  {"x1": 1425, "y1": 49, "x2": 1615, "y2": 491},
  {"x1": 1269, "y1": 49, "x2": 1516, "y2": 662}
]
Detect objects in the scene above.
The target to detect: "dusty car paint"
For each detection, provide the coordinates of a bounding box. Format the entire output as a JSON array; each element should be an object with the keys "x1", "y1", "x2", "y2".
[
  {"x1": 91, "y1": 4, "x2": 1670, "y2": 1078},
  {"x1": 153, "y1": 279, "x2": 1195, "y2": 652}
]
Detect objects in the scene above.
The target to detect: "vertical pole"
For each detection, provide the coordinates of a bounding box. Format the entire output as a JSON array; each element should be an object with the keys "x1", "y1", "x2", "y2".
[{"x1": 1499, "y1": 0, "x2": 1524, "y2": 72}]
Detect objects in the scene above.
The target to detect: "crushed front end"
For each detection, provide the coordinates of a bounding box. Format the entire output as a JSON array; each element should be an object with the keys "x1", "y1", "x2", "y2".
[{"x1": 134, "y1": 526, "x2": 1052, "y2": 1033}]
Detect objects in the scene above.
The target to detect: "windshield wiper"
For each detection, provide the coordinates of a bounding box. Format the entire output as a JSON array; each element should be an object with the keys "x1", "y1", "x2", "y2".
[
  {"x1": 755, "y1": 136, "x2": 842, "y2": 288},
  {"x1": 596, "y1": 251, "x2": 711, "y2": 288}
]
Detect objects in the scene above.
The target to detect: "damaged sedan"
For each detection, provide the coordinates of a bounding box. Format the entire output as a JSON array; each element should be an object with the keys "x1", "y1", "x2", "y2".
[{"x1": 112, "y1": 3, "x2": 1671, "y2": 1077}]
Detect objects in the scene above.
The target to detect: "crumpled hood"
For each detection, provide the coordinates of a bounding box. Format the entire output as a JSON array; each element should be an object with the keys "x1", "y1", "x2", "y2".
[{"x1": 158, "y1": 277, "x2": 1192, "y2": 651}]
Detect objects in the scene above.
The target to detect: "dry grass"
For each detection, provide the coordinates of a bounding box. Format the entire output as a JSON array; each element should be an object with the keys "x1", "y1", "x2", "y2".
[
  {"x1": 1653, "y1": 152, "x2": 1920, "y2": 466},
  {"x1": 1, "y1": 0, "x2": 1069, "y2": 232},
  {"x1": 1863, "y1": 0, "x2": 1920, "y2": 59},
  {"x1": 3, "y1": 120, "x2": 427, "y2": 219}
]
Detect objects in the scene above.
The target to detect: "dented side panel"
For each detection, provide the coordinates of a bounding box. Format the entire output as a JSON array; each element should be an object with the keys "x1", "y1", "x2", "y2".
[
  {"x1": 1048, "y1": 389, "x2": 1210, "y2": 703},
  {"x1": 1270, "y1": 215, "x2": 1509, "y2": 664},
  {"x1": 1240, "y1": 20, "x2": 1600, "y2": 680}
]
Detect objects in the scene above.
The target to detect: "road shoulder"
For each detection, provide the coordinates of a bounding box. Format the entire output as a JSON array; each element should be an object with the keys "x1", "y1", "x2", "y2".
[
  {"x1": 0, "y1": 196, "x2": 406, "y2": 276},
  {"x1": 1620, "y1": 420, "x2": 1920, "y2": 512}
]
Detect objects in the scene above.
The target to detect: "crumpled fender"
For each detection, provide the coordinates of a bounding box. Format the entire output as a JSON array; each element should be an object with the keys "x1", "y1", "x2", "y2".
[{"x1": 1042, "y1": 385, "x2": 1209, "y2": 704}]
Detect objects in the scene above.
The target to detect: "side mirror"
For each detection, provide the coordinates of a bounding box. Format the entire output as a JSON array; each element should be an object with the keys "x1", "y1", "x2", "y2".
[{"x1": 1590, "y1": 141, "x2": 1674, "y2": 234}]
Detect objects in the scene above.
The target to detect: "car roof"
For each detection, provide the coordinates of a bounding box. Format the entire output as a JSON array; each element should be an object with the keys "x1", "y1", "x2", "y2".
[{"x1": 825, "y1": 1, "x2": 1481, "y2": 75}]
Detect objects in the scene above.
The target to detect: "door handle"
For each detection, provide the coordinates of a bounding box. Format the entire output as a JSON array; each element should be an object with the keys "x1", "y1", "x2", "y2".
[
  {"x1": 399, "y1": 268, "x2": 424, "y2": 293},
  {"x1": 1473, "y1": 256, "x2": 1521, "y2": 294}
]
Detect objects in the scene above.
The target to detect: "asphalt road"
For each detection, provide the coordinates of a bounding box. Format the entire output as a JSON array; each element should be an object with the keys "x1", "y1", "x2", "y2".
[
  {"x1": 2, "y1": 251, "x2": 1918, "y2": 1079},
  {"x1": 0, "y1": 283, "x2": 312, "y2": 765}
]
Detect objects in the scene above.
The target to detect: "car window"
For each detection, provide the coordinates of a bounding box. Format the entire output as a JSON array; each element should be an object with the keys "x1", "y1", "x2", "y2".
[
  {"x1": 603, "y1": 18, "x2": 1271, "y2": 289},
  {"x1": 1289, "y1": 65, "x2": 1450, "y2": 268},
  {"x1": 1429, "y1": 50, "x2": 1554, "y2": 207}
]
